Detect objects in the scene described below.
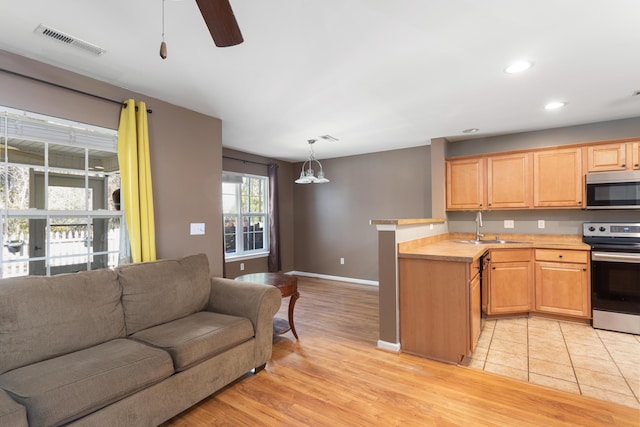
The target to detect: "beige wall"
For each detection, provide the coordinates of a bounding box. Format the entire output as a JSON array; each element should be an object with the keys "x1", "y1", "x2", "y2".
[
  {"x1": 222, "y1": 148, "x2": 295, "y2": 277},
  {"x1": 293, "y1": 146, "x2": 431, "y2": 282},
  {"x1": 1, "y1": 50, "x2": 224, "y2": 276}
]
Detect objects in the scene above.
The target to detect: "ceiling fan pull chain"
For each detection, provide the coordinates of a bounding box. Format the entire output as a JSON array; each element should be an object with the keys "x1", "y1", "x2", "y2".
[{"x1": 159, "y1": 0, "x2": 167, "y2": 59}]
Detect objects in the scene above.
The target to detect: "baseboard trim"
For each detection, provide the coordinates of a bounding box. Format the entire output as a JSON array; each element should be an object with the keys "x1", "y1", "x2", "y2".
[
  {"x1": 377, "y1": 340, "x2": 401, "y2": 353},
  {"x1": 288, "y1": 271, "x2": 379, "y2": 287}
]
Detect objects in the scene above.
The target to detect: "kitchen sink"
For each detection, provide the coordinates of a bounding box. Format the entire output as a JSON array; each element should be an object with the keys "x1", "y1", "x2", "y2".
[{"x1": 455, "y1": 239, "x2": 530, "y2": 245}]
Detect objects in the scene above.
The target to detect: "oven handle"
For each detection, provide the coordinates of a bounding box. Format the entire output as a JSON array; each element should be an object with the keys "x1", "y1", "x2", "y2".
[{"x1": 592, "y1": 251, "x2": 640, "y2": 263}]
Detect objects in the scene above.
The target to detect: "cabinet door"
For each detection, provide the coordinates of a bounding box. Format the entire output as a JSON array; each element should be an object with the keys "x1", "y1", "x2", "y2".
[
  {"x1": 488, "y1": 261, "x2": 533, "y2": 314},
  {"x1": 632, "y1": 142, "x2": 640, "y2": 170},
  {"x1": 487, "y1": 153, "x2": 532, "y2": 209},
  {"x1": 535, "y1": 262, "x2": 590, "y2": 318},
  {"x1": 585, "y1": 143, "x2": 627, "y2": 172},
  {"x1": 533, "y1": 148, "x2": 583, "y2": 208},
  {"x1": 446, "y1": 158, "x2": 485, "y2": 210},
  {"x1": 470, "y1": 272, "x2": 481, "y2": 351}
]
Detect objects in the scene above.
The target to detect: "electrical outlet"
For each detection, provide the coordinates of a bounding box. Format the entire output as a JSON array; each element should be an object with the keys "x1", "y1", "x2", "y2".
[
  {"x1": 240, "y1": 263, "x2": 245, "y2": 271},
  {"x1": 538, "y1": 220, "x2": 545, "y2": 229},
  {"x1": 340, "y1": 257, "x2": 345, "y2": 265},
  {"x1": 504, "y1": 220, "x2": 515, "y2": 229}
]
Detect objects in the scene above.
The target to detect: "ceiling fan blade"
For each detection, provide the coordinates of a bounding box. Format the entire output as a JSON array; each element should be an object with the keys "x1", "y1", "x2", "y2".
[{"x1": 195, "y1": 0, "x2": 244, "y2": 47}]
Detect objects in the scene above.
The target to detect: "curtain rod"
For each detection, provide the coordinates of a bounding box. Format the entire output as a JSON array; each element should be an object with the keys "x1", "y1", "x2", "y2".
[
  {"x1": 223, "y1": 155, "x2": 274, "y2": 167},
  {"x1": 0, "y1": 68, "x2": 152, "y2": 113}
]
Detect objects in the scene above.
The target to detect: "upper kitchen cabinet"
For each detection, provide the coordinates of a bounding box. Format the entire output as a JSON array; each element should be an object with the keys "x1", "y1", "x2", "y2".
[
  {"x1": 533, "y1": 148, "x2": 583, "y2": 208},
  {"x1": 487, "y1": 153, "x2": 532, "y2": 209},
  {"x1": 584, "y1": 140, "x2": 640, "y2": 172},
  {"x1": 632, "y1": 141, "x2": 640, "y2": 170},
  {"x1": 446, "y1": 157, "x2": 485, "y2": 210},
  {"x1": 585, "y1": 142, "x2": 627, "y2": 172}
]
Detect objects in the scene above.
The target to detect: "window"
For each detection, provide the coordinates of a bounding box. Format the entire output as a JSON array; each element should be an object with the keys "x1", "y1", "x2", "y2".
[
  {"x1": 222, "y1": 172, "x2": 268, "y2": 258},
  {"x1": 0, "y1": 106, "x2": 123, "y2": 278}
]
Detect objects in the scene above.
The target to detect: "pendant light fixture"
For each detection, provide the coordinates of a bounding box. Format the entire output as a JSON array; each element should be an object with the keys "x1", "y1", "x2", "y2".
[{"x1": 295, "y1": 139, "x2": 329, "y2": 184}]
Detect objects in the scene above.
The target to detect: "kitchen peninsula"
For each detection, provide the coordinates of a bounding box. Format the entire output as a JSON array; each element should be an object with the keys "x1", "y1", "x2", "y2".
[{"x1": 372, "y1": 218, "x2": 591, "y2": 365}]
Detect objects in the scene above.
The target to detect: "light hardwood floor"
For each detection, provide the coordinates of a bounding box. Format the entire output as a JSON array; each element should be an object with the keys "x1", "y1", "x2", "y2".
[{"x1": 164, "y1": 278, "x2": 639, "y2": 426}]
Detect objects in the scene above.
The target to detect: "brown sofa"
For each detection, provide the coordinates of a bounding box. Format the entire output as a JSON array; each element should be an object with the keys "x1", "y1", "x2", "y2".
[{"x1": 0, "y1": 254, "x2": 281, "y2": 427}]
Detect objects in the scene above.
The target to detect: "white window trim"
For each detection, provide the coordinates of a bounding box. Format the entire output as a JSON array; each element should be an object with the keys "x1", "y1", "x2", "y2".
[{"x1": 222, "y1": 171, "x2": 269, "y2": 260}]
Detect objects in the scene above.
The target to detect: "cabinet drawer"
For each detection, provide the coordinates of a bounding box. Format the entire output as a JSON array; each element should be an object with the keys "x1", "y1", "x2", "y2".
[
  {"x1": 535, "y1": 249, "x2": 588, "y2": 263},
  {"x1": 489, "y1": 249, "x2": 532, "y2": 263}
]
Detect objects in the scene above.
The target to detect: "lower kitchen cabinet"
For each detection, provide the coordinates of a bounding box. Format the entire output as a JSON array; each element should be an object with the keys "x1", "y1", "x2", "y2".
[
  {"x1": 535, "y1": 249, "x2": 590, "y2": 318},
  {"x1": 399, "y1": 257, "x2": 478, "y2": 364},
  {"x1": 486, "y1": 249, "x2": 533, "y2": 316}
]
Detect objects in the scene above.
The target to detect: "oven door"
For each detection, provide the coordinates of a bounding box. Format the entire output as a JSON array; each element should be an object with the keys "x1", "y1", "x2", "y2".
[{"x1": 591, "y1": 248, "x2": 640, "y2": 315}]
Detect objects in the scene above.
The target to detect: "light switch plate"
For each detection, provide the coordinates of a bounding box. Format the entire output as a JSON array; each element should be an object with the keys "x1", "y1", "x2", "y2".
[
  {"x1": 190, "y1": 223, "x2": 205, "y2": 235},
  {"x1": 538, "y1": 220, "x2": 545, "y2": 229},
  {"x1": 504, "y1": 220, "x2": 515, "y2": 229}
]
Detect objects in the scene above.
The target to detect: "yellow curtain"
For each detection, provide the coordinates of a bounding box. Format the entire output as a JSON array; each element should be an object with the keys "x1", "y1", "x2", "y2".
[{"x1": 117, "y1": 99, "x2": 156, "y2": 263}]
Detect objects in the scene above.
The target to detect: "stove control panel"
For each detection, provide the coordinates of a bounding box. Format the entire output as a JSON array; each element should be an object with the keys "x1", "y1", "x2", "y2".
[{"x1": 583, "y1": 222, "x2": 640, "y2": 238}]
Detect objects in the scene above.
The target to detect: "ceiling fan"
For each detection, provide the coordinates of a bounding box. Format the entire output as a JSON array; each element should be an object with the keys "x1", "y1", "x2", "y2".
[
  {"x1": 160, "y1": 0, "x2": 243, "y2": 59},
  {"x1": 195, "y1": 0, "x2": 244, "y2": 47}
]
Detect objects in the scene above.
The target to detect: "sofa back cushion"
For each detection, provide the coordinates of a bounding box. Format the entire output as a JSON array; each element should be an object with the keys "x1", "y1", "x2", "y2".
[
  {"x1": 0, "y1": 269, "x2": 125, "y2": 375},
  {"x1": 116, "y1": 253, "x2": 211, "y2": 334}
]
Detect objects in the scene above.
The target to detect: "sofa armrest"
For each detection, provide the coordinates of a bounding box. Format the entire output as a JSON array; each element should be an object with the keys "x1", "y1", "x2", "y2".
[{"x1": 207, "y1": 277, "x2": 281, "y2": 367}]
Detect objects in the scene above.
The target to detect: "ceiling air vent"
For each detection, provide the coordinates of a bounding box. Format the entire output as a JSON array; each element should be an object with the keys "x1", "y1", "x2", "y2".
[{"x1": 34, "y1": 24, "x2": 106, "y2": 56}]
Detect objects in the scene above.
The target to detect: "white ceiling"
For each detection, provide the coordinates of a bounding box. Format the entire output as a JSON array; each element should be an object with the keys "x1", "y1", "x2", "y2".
[{"x1": 1, "y1": 0, "x2": 639, "y2": 162}]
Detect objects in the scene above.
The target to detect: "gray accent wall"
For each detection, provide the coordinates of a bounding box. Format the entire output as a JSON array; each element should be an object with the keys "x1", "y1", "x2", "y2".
[
  {"x1": 447, "y1": 117, "x2": 640, "y2": 158},
  {"x1": 293, "y1": 146, "x2": 431, "y2": 282}
]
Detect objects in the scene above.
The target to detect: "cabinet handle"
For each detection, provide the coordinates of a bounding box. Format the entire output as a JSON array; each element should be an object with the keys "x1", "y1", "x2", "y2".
[
  {"x1": 621, "y1": 164, "x2": 626, "y2": 167},
  {"x1": 577, "y1": 201, "x2": 582, "y2": 205},
  {"x1": 582, "y1": 268, "x2": 587, "y2": 271},
  {"x1": 492, "y1": 267, "x2": 496, "y2": 270},
  {"x1": 559, "y1": 255, "x2": 563, "y2": 258},
  {"x1": 635, "y1": 164, "x2": 639, "y2": 168}
]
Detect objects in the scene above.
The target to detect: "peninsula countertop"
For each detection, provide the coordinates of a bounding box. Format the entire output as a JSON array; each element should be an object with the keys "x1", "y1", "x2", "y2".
[{"x1": 399, "y1": 233, "x2": 591, "y2": 263}]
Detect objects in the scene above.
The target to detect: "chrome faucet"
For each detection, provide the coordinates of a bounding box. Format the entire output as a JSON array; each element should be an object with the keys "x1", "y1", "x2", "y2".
[{"x1": 475, "y1": 211, "x2": 485, "y2": 241}]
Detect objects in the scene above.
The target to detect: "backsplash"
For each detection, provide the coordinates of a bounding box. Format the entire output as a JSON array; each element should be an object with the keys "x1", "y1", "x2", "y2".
[{"x1": 447, "y1": 210, "x2": 640, "y2": 236}]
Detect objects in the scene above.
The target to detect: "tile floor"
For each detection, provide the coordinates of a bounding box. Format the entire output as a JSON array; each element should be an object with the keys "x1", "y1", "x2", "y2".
[{"x1": 467, "y1": 317, "x2": 640, "y2": 409}]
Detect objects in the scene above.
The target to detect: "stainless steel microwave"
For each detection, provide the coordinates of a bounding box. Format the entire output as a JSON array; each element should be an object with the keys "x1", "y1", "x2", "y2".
[{"x1": 586, "y1": 171, "x2": 640, "y2": 209}]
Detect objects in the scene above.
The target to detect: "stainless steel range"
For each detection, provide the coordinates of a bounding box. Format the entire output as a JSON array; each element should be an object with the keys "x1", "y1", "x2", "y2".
[{"x1": 583, "y1": 222, "x2": 640, "y2": 335}]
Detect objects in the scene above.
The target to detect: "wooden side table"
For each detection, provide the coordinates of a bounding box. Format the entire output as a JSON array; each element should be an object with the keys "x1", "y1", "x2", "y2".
[{"x1": 235, "y1": 272, "x2": 299, "y2": 339}]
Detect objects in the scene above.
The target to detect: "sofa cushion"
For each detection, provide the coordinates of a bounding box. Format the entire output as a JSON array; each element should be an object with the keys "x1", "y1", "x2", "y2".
[
  {"x1": 117, "y1": 253, "x2": 211, "y2": 334},
  {"x1": 0, "y1": 338, "x2": 173, "y2": 427},
  {"x1": 0, "y1": 269, "x2": 125, "y2": 375},
  {"x1": 130, "y1": 311, "x2": 254, "y2": 371},
  {"x1": 0, "y1": 388, "x2": 27, "y2": 427}
]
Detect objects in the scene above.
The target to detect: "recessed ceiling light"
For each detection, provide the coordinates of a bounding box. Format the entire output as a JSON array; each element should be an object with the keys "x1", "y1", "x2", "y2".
[
  {"x1": 544, "y1": 101, "x2": 567, "y2": 110},
  {"x1": 505, "y1": 61, "x2": 532, "y2": 74},
  {"x1": 462, "y1": 128, "x2": 479, "y2": 134}
]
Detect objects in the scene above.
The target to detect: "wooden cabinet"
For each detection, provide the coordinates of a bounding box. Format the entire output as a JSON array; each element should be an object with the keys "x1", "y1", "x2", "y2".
[
  {"x1": 399, "y1": 257, "x2": 478, "y2": 364},
  {"x1": 534, "y1": 249, "x2": 590, "y2": 318},
  {"x1": 632, "y1": 142, "x2": 640, "y2": 170},
  {"x1": 446, "y1": 158, "x2": 485, "y2": 210},
  {"x1": 486, "y1": 249, "x2": 533, "y2": 315},
  {"x1": 487, "y1": 153, "x2": 532, "y2": 209},
  {"x1": 533, "y1": 148, "x2": 583, "y2": 208},
  {"x1": 585, "y1": 143, "x2": 627, "y2": 172},
  {"x1": 584, "y1": 141, "x2": 640, "y2": 172},
  {"x1": 470, "y1": 259, "x2": 481, "y2": 350}
]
